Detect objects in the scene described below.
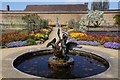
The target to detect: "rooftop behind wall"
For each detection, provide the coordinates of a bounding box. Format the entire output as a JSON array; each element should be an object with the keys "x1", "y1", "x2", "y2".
[{"x1": 24, "y1": 4, "x2": 88, "y2": 11}]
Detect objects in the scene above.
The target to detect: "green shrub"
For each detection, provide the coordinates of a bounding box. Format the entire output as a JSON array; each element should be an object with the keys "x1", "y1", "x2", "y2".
[
  {"x1": 27, "y1": 38, "x2": 37, "y2": 45},
  {"x1": 44, "y1": 34, "x2": 49, "y2": 40},
  {"x1": 113, "y1": 14, "x2": 120, "y2": 26}
]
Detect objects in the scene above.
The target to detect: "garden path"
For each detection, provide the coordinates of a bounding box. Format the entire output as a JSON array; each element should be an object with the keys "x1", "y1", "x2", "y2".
[{"x1": 43, "y1": 27, "x2": 62, "y2": 47}]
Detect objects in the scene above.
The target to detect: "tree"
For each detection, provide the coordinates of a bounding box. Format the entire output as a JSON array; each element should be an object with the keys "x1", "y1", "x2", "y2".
[
  {"x1": 113, "y1": 14, "x2": 120, "y2": 26},
  {"x1": 39, "y1": 19, "x2": 49, "y2": 29},
  {"x1": 67, "y1": 19, "x2": 87, "y2": 33},
  {"x1": 22, "y1": 14, "x2": 40, "y2": 34},
  {"x1": 67, "y1": 10, "x2": 109, "y2": 33},
  {"x1": 86, "y1": 10, "x2": 109, "y2": 28},
  {"x1": 67, "y1": 19, "x2": 76, "y2": 28}
]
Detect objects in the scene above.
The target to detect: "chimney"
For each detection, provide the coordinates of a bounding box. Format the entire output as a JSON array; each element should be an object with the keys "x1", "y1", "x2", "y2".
[
  {"x1": 84, "y1": 3, "x2": 88, "y2": 10},
  {"x1": 7, "y1": 5, "x2": 10, "y2": 11}
]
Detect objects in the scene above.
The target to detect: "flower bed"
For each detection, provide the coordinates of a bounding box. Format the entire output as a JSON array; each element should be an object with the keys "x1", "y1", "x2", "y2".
[
  {"x1": 5, "y1": 41, "x2": 27, "y2": 48},
  {"x1": 78, "y1": 41, "x2": 100, "y2": 46},
  {"x1": 104, "y1": 42, "x2": 120, "y2": 49},
  {"x1": 1, "y1": 27, "x2": 52, "y2": 48},
  {"x1": 2, "y1": 32, "x2": 29, "y2": 44},
  {"x1": 67, "y1": 37, "x2": 100, "y2": 46},
  {"x1": 31, "y1": 28, "x2": 52, "y2": 41},
  {"x1": 62, "y1": 26, "x2": 73, "y2": 32},
  {"x1": 69, "y1": 31, "x2": 87, "y2": 38},
  {"x1": 69, "y1": 31, "x2": 120, "y2": 49}
]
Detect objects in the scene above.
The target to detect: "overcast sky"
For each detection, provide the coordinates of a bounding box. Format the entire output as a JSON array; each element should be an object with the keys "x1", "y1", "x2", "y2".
[{"x1": 0, "y1": 0, "x2": 119, "y2": 10}]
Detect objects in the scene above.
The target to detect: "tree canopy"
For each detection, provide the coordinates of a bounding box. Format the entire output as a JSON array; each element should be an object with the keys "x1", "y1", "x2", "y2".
[
  {"x1": 22, "y1": 14, "x2": 49, "y2": 34},
  {"x1": 113, "y1": 14, "x2": 120, "y2": 26}
]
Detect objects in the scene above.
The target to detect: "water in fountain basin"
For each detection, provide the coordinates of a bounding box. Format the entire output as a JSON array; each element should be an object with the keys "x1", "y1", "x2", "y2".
[{"x1": 14, "y1": 51, "x2": 108, "y2": 79}]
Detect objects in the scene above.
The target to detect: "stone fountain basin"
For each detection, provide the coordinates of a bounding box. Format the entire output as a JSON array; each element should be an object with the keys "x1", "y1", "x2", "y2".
[
  {"x1": 13, "y1": 48, "x2": 109, "y2": 79},
  {"x1": 2, "y1": 47, "x2": 118, "y2": 79},
  {"x1": 12, "y1": 47, "x2": 109, "y2": 79}
]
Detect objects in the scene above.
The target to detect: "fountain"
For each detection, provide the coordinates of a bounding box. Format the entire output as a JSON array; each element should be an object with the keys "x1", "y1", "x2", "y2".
[
  {"x1": 13, "y1": 18, "x2": 109, "y2": 79},
  {"x1": 47, "y1": 28, "x2": 77, "y2": 69}
]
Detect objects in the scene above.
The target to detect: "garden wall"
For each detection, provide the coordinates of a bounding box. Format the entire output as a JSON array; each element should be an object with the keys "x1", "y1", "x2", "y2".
[{"x1": 1, "y1": 10, "x2": 120, "y2": 27}]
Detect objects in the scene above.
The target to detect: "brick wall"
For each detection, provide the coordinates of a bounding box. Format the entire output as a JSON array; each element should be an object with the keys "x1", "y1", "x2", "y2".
[{"x1": 1, "y1": 10, "x2": 119, "y2": 27}]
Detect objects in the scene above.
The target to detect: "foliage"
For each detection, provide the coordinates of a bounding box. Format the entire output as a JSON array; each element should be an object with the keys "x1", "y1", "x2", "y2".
[
  {"x1": 31, "y1": 28, "x2": 51, "y2": 40},
  {"x1": 67, "y1": 19, "x2": 87, "y2": 33},
  {"x1": 113, "y1": 14, "x2": 120, "y2": 26},
  {"x1": 22, "y1": 14, "x2": 49, "y2": 34},
  {"x1": 86, "y1": 10, "x2": 109, "y2": 27},
  {"x1": 22, "y1": 14, "x2": 40, "y2": 33},
  {"x1": 67, "y1": 19, "x2": 76, "y2": 28},
  {"x1": 1, "y1": 27, "x2": 52, "y2": 48},
  {"x1": 39, "y1": 19, "x2": 49, "y2": 29},
  {"x1": 44, "y1": 34, "x2": 49, "y2": 40},
  {"x1": 27, "y1": 38, "x2": 37, "y2": 45},
  {"x1": 67, "y1": 10, "x2": 109, "y2": 33},
  {"x1": 77, "y1": 20, "x2": 88, "y2": 33}
]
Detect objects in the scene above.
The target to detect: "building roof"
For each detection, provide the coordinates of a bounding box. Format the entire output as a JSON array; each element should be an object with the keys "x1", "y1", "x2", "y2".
[{"x1": 24, "y1": 4, "x2": 88, "y2": 11}]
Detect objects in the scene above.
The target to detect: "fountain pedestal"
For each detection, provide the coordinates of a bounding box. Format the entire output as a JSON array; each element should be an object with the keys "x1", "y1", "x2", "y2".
[{"x1": 48, "y1": 56, "x2": 74, "y2": 68}]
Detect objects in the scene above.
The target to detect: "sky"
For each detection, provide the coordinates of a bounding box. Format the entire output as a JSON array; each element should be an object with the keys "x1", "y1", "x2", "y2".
[{"x1": 0, "y1": 0, "x2": 119, "y2": 10}]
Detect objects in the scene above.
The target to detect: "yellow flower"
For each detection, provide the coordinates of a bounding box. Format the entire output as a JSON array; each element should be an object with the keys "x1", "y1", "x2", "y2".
[
  {"x1": 70, "y1": 32, "x2": 87, "y2": 38},
  {"x1": 35, "y1": 33, "x2": 44, "y2": 38},
  {"x1": 42, "y1": 29, "x2": 49, "y2": 32},
  {"x1": 67, "y1": 29, "x2": 74, "y2": 32}
]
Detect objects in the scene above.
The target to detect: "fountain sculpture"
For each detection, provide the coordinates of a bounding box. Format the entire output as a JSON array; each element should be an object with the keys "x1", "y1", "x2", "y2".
[{"x1": 46, "y1": 28, "x2": 77, "y2": 68}]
